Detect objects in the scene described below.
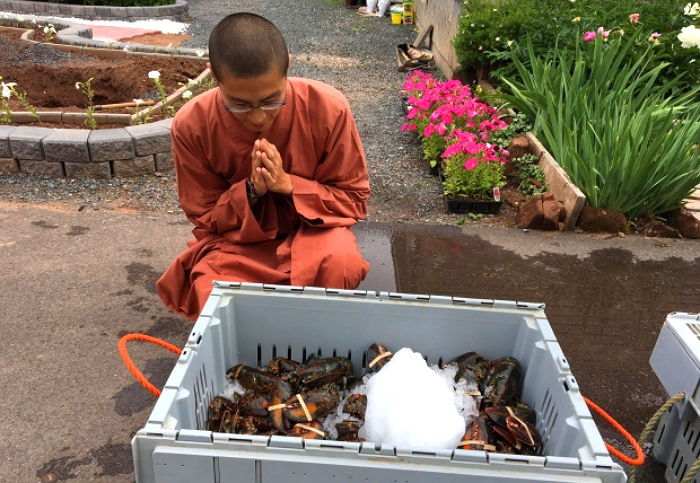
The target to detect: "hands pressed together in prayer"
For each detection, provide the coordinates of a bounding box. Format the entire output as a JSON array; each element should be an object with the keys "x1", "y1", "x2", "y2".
[{"x1": 249, "y1": 138, "x2": 293, "y2": 198}]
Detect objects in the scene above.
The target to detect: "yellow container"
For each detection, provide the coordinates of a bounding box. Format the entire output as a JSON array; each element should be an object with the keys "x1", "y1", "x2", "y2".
[
  {"x1": 402, "y1": 0, "x2": 414, "y2": 14},
  {"x1": 390, "y1": 6, "x2": 403, "y2": 24},
  {"x1": 402, "y1": 12, "x2": 414, "y2": 25}
]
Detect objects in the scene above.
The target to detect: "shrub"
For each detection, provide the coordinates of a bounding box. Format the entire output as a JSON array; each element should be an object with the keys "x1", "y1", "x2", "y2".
[
  {"x1": 454, "y1": 0, "x2": 698, "y2": 91},
  {"x1": 498, "y1": 34, "x2": 700, "y2": 219}
]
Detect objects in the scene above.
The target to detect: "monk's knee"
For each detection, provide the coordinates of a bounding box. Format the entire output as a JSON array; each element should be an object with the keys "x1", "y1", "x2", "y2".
[{"x1": 317, "y1": 229, "x2": 369, "y2": 287}]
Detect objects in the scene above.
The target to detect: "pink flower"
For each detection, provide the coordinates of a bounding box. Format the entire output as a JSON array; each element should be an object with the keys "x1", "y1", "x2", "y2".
[
  {"x1": 464, "y1": 157, "x2": 479, "y2": 170},
  {"x1": 597, "y1": 27, "x2": 610, "y2": 39},
  {"x1": 650, "y1": 32, "x2": 661, "y2": 40},
  {"x1": 583, "y1": 31, "x2": 597, "y2": 42},
  {"x1": 443, "y1": 143, "x2": 463, "y2": 158},
  {"x1": 401, "y1": 124, "x2": 417, "y2": 133},
  {"x1": 629, "y1": 13, "x2": 640, "y2": 24}
]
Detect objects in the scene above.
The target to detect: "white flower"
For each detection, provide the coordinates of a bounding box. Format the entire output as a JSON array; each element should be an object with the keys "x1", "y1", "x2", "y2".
[
  {"x1": 133, "y1": 98, "x2": 144, "y2": 106},
  {"x1": 75, "y1": 81, "x2": 81, "y2": 90},
  {"x1": 43, "y1": 26, "x2": 49, "y2": 34},
  {"x1": 495, "y1": 36, "x2": 501, "y2": 41},
  {"x1": 678, "y1": 25, "x2": 700, "y2": 49},
  {"x1": 148, "y1": 70, "x2": 161, "y2": 79},
  {"x1": 195, "y1": 49, "x2": 206, "y2": 57},
  {"x1": 31, "y1": 19, "x2": 37, "y2": 24},
  {"x1": 182, "y1": 89, "x2": 193, "y2": 99},
  {"x1": 507, "y1": 40, "x2": 515, "y2": 47},
  {"x1": 1, "y1": 81, "x2": 16, "y2": 99},
  {"x1": 684, "y1": 2, "x2": 700, "y2": 16},
  {"x1": 123, "y1": 46, "x2": 129, "y2": 52}
]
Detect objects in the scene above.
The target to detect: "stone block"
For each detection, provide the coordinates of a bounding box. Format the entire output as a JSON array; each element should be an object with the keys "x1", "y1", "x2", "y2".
[
  {"x1": 112, "y1": 156, "x2": 156, "y2": 177},
  {"x1": 70, "y1": 5, "x2": 84, "y2": 16},
  {"x1": 64, "y1": 161, "x2": 111, "y2": 179},
  {"x1": 61, "y1": 112, "x2": 87, "y2": 126},
  {"x1": 0, "y1": 125, "x2": 16, "y2": 158},
  {"x1": 153, "y1": 118, "x2": 174, "y2": 131},
  {"x1": 155, "y1": 151, "x2": 173, "y2": 171},
  {"x1": 44, "y1": 2, "x2": 60, "y2": 14},
  {"x1": 58, "y1": 4, "x2": 71, "y2": 14},
  {"x1": 82, "y1": 6, "x2": 96, "y2": 18},
  {"x1": 126, "y1": 6, "x2": 145, "y2": 17},
  {"x1": 37, "y1": 111, "x2": 62, "y2": 123},
  {"x1": 43, "y1": 128, "x2": 90, "y2": 163},
  {"x1": 88, "y1": 128, "x2": 135, "y2": 162},
  {"x1": 125, "y1": 123, "x2": 172, "y2": 156},
  {"x1": 10, "y1": 112, "x2": 41, "y2": 123},
  {"x1": 18, "y1": 159, "x2": 64, "y2": 176},
  {"x1": 9, "y1": 126, "x2": 53, "y2": 160},
  {"x1": 111, "y1": 7, "x2": 129, "y2": 17},
  {"x1": 94, "y1": 5, "x2": 112, "y2": 18},
  {"x1": 0, "y1": 158, "x2": 19, "y2": 174}
]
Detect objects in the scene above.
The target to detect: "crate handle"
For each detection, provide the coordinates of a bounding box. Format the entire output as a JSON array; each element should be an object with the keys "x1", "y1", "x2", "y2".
[
  {"x1": 583, "y1": 396, "x2": 644, "y2": 466},
  {"x1": 118, "y1": 333, "x2": 183, "y2": 398}
]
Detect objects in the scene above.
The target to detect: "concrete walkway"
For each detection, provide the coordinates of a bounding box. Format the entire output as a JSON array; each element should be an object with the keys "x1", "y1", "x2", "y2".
[{"x1": 1, "y1": 202, "x2": 697, "y2": 481}]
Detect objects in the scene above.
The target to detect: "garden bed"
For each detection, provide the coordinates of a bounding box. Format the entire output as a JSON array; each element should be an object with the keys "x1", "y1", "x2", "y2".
[{"x1": 0, "y1": 26, "x2": 207, "y2": 127}]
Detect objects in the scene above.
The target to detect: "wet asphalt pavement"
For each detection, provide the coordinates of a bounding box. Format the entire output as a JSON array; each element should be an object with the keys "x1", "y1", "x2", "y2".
[{"x1": 0, "y1": 202, "x2": 697, "y2": 481}]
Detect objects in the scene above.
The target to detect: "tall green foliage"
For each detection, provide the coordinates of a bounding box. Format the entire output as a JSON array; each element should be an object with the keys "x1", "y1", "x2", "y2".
[{"x1": 497, "y1": 35, "x2": 700, "y2": 219}]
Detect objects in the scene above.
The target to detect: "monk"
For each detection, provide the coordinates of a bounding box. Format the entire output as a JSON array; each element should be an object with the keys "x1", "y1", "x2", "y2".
[{"x1": 156, "y1": 13, "x2": 370, "y2": 320}]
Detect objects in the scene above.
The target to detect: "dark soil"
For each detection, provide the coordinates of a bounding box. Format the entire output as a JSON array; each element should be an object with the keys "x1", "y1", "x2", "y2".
[{"x1": 0, "y1": 30, "x2": 206, "y2": 112}]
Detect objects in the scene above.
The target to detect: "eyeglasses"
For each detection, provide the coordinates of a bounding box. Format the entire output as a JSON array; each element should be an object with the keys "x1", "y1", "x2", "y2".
[{"x1": 223, "y1": 101, "x2": 286, "y2": 114}]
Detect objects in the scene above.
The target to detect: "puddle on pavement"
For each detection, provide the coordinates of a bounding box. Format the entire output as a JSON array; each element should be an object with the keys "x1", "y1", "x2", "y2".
[{"x1": 357, "y1": 223, "x2": 699, "y2": 435}]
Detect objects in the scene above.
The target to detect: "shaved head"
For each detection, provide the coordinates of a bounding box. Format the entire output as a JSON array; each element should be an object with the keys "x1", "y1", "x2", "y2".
[{"x1": 209, "y1": 13, "x2": 289, "y2": 80}]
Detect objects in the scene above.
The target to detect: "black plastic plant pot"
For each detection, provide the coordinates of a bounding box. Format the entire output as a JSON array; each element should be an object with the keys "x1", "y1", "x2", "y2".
[
  {"x1": 400, "y1": 95, "x2": 410, "y2": 115},
  {"x1": 437, "y1": 165, "x2": 504, "y2": 214},
  {"x1": 445, "y1": 197, "x2": 504, "y2": 214}
]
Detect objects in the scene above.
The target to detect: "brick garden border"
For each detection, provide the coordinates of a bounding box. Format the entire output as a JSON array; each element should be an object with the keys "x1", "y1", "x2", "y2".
[
  {"x1": 0, "y1": 0, "x2": 188, "y2": 20},
  {"x1": 0, "y1": 19, "x2": 214, "y2": 178},
  {"x1": 0, "y1": 119, "x2": 175, "y2": 178}
]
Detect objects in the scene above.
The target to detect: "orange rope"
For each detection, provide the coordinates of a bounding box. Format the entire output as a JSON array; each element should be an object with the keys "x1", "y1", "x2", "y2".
[
  {"x1": 584, "y1": 396, "x2": 645, "y2": 466},
  {"x1": 116, "y1": 334, "x2": 645, "y2": 468},
  {"x1": 117, "y1": 333, "x2": 182, "y2": 398}
]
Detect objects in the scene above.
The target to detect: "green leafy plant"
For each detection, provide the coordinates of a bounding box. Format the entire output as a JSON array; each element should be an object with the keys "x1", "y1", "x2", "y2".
[
  {"x1": 498, "y1": 35, "x2": 700, "y2": 219},
  {"x1": 487, "y1": 112, "x2": 531, "y2": 149},
  {"x1": 422, "y1": 134, "x2": 447, "y2": 167},
  {"x1": 149, "y1": 70, "x2": 175, "y2": 117},
  {"x1": 39, "y1": 23, "x2": 57, "y2": 43},
  {"x1": 512, "y1": 153, "x2": 547, "y2": 197},
  {"x1": 443, "y1": 155, "x2": 506, "y2": 201},
  {"x1": 0, "y1": 79, "x2": 14, "y2": 124},
  {"x1": 75, "y1": 77, "x2": 98, "y2": 130},
  {"x1": 454, "y1": 0, "x2": 697, "y2": 91}
]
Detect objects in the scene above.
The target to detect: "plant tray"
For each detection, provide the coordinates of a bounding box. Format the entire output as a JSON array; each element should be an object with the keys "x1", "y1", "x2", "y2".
[
  {"x1": 437, "y1": 166, "x2": 503, "y2": 214},
  {"x1": 446, "y1": 197, "x2": 504, "y2": 214},
  {"x1": 132, "y1": 283, "x2": 626, "y2": 483}
]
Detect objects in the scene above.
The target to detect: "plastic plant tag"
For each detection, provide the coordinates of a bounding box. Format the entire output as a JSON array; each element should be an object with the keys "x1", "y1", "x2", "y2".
[{"x1": 493, "y1": 187, "x2": 501, "y2": 202}]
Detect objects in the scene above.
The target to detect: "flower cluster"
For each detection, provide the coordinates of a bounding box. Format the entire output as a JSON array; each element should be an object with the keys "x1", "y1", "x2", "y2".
[{"x1": 401, "y1": 71, "x2": 509, "y2": 171}]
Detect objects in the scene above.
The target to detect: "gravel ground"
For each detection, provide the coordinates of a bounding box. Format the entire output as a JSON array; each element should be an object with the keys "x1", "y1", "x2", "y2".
[{"x1": 0, "y1": 0, "x2": 475, "y2": 225}]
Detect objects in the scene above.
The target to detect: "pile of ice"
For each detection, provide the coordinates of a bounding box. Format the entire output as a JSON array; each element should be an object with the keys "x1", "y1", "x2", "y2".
[
  {"x1": 361, "y1": 348, "x2": 471, "y2": 449},
  {"x1": 218, "y1": 347, "x2": 481, "y2": 450}
]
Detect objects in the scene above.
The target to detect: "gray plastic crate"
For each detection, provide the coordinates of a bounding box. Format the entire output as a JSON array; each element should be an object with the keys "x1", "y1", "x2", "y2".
[
  {"x1": 132, "y1": 283, "x2": 627, "y2": 483},
  {"x1": 650, "y1": 312, "x2": 700, "y2": 483}
]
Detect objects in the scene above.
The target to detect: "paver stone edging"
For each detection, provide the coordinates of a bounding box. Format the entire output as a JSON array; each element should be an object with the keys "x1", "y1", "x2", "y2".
[
  {"x1": 0, "y1": 0, "x2": 188, "y2": 20},
  {"x1": 4, "y1": 120, "x2": 174, "y2": 178}
]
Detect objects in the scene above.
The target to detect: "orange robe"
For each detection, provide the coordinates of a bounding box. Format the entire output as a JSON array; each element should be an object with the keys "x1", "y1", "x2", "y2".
[{"x1": 156, "y1": 77, "x2": 371, "y2": 320}]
